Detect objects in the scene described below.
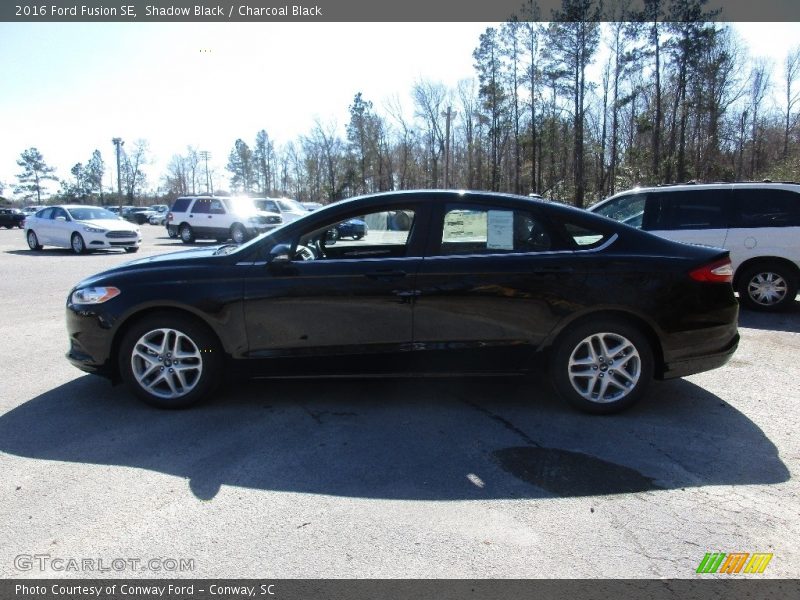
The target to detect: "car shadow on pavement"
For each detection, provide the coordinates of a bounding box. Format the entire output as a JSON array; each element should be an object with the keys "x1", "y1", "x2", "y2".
[
  {"x1": 0, "y1": 375, "x2": 789, "y2": 501},
  {"x1": 738, "y1": 299, "x2": 800, "y2": 333}
]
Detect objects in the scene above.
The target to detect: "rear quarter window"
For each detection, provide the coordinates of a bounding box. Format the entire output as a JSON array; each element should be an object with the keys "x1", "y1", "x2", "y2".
[
  {"x1": 732, "y1": 188, "x2": 800, "y2": 227},
  {"x1": 170, "y1": 198, "x2": 192, "y2": 213}
]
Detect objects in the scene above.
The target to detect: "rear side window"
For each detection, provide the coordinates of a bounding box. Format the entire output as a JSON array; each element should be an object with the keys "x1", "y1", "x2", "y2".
[
  {"x1": 733, "y1": 189, "x2": 800, "y2": 227},
  {"x1": 171, "y1": 198, "x2": 192, "y2": 213},
  {"x1": 439, "y1": 204, "x2": 555, "y2": 255},
  {"x1": 648, "y1": 189, "x2": 729, "y2": 230}
]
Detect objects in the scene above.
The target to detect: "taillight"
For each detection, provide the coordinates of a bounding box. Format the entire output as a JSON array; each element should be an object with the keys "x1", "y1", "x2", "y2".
[
  {"x1": 689, "y1": 258, "x2": 733, "y2": 283},
  {"x1": 167, "y1": 212, "x2": 173, "y2": 222}
]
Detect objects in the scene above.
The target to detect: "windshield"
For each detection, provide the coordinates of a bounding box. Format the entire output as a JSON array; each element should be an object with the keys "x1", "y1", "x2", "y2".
[
  {"x1": 67, "y1": 207, "x2": 118, "y2": 221},
  {"x1": 225, "y1": 197, "x2": 259, "y2": 216},
  {"x1": 277, "y1": 199, "x2": 306, "y2": 213}
]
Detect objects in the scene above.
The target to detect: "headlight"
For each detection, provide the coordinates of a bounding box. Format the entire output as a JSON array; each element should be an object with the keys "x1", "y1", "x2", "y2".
[
  {"x1": 83, "y1": 226, "x2": 106, "y2": 233},
  {"x1": 71, "y1": 287, "x2": 121, "y2": 305}
]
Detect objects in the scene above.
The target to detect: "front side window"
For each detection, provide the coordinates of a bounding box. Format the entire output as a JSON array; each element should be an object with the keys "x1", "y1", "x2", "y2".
[
  {"x1": 439, "y1": 204, "x2": 553, "y2": 255},
  {"x1": 594, "y1": 193, "x2": 646, "y2": 229},
  {"x1": 291, "y1": 208, "x2": 417, "y2": 260}
]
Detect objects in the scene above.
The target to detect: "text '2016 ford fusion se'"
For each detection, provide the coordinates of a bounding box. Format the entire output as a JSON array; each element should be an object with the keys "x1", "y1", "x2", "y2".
[{"x1": 65, "y1": 191, "x2": 739, "y2": 414}]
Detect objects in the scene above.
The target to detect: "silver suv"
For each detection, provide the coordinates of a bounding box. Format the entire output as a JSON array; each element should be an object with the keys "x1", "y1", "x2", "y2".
[
  {"x1": 166, "y1": 196, "x2": 282, "y2": 244},
  {"x1": 590, "y1": 182, "x2": 800, "y2": 311}
]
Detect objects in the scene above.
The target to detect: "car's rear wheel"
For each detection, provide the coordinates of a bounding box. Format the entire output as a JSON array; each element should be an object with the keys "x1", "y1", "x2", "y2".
[
  {"x1": 230, "y1": 223, "x2": 247, "y2": 244},
  {"x1": 737, "y1": 263, "x2": 798, "y2": 311},
  {"x1": 179, "y1": 224, "x2": 195, "y2": 243},
  {"x1": 551, "y1": 318, "x2": 653, "y2": 414},
  {"x1": 119, "y1": 314, "x2": 222, "y2": 409},
  {"x1": 71, "y1": 232, "x2": 87, "y2": 254},
  {"x1": 26, "y1": 230, "x2": 42, "y2": 250}
]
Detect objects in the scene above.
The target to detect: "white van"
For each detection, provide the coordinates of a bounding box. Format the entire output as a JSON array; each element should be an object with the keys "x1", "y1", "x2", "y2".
[{"x1": 590, "y1": 182, "x2": 800, "y2": 311}]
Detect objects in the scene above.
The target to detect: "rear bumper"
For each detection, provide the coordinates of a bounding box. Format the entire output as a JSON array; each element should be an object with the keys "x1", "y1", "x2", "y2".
[{"x1": 660, "y1": 332, "x2": 739, "y2": 379}]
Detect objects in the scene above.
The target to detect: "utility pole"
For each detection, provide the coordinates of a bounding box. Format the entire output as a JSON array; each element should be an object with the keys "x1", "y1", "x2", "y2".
[
  {"x1": 441, "y1": 106, "x2": 457, "y2": 188},
  {"x1": 199, "y1": 151, "x2": 211, "y2": 193},
  {"x1": 112, "y1": 137, "x2": 124, "y2": 211}
]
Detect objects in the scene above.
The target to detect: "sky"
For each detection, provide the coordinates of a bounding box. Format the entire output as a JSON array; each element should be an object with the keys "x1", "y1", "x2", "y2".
[{"x1": 1, "y1": 21, "x2": 799, "y2": 200}]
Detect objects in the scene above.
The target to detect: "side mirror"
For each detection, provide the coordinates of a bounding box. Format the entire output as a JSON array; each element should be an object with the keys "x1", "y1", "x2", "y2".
[
  {"x1": 268, "y1": 243, "x2": 292, "y2": 266},
  {"x1": 56, "y1": 216, "x2": 67, "y2": 222}
]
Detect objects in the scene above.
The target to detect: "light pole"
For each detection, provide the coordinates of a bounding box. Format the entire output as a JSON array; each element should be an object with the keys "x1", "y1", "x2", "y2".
[
  {"x1": 112, "y1": 137, "x2": 124, "y2": 211},
  {"x1": 199, "y1": 150, "x2": 211, "y2": 193},
  {"x1": 441, "y1": 106, "x2": 457, "y2": 188}
]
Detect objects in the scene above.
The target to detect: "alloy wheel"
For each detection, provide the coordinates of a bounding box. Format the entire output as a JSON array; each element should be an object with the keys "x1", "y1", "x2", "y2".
[
  {"x1": 130, "y1": 328, "x2": 203, "y2": 400},
  {"x1": 567, "y1": 332, "x2": 641, "y2": 404}
]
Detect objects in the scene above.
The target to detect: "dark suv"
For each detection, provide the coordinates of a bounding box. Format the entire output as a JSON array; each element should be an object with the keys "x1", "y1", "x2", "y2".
[{"x1": 0, "y1": 208, "x2": 25, "y2": 229}]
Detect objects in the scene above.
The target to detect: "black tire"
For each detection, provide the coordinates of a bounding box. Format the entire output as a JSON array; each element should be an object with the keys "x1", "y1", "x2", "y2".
[
  {"x1": 354, "y1": 233, "x2": 364, "y2": 240},
  {"x1": 125, "y1": 247, "x2": 139, "y2": 253},
  {"x1": 179, "y1": 224, "x2": 195, "y2": 244},
  {"x1": 736, "y1": 262, "x2": 798, "y2": 312},
  {"x1": 17, "y1": 222, "x2": 24, "y2": 229},
  {"x1": 118, "y1": 313, "x2": 222, "y2": 409},
  {"x1": 550, "y1": 317, "x2": 654, "y2": 414},
  {"x1": 26, "y1": 230, "x2": 42, "y2": 250},
  {"x1": 167, "y1": 226, "x2": 179, "y2": 239},
  {"x1": 230, "y1": 223, "x2": 248, "y2": 244},
  {"x1": 71, "y1": 232, "x2": 87, "y2": 254}
]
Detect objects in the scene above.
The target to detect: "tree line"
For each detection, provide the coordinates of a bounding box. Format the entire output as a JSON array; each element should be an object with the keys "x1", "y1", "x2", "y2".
[{"x1": 9, "y1": 0, "x2": 800, "y2": 209}]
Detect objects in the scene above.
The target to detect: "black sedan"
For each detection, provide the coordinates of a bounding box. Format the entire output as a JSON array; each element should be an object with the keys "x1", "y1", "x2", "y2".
[{"x1": 65, "y1": 191, "x2": 739, "y2": 414}]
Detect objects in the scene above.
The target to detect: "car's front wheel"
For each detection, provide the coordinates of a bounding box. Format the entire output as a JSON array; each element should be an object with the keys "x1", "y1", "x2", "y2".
[
  {"x1": 119, "y1": 313, "x2": 222, "y2": 409},
  {"x1": 71, "y1": 233, "x2": 87, "y2": 254},
  {"x1": 27, "y1": 230, "x2": 42, "y2": 250},
  {"x1": 737, "y1": 263, "x2": 798, "y2": 311},
  {"x1": 550, "y1": 318, "x2": 654, "y2": 414},
  {"x1": 179, "y1": 224, "x2": 195, "y2": 243}
]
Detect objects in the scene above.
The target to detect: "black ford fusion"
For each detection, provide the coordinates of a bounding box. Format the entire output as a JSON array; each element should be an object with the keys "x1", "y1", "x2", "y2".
[{"x1": 66, "y1": 190, "x2": 739, "y2": 414}]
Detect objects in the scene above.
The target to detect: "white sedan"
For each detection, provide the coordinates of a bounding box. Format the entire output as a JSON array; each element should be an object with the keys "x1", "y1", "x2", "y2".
[{"x1": 25, "y1": 205, "x2": 142, "y2": 254}]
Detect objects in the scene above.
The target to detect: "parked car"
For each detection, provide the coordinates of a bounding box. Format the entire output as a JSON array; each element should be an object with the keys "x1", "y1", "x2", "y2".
[
  {"x1": 147, "y1": 204, "x2": 169, "y2": 225},
  {"x1": 302, "y1": 202, "x2": 324, "y2": 211},
  {"x1": 0, "y1": 208, "x2": 25, "y2": 228},
  {"x1": 66, "y1": 190, "x2": 738, "y2": 413},
  {"x1": 165, "y1": 196, "x2": 282, "y2": 243},
  {"x1": 589, "y1": 182, "x2": 800, "y2": 311},
  {"x1": 122, "y1": 207, "x2": 153, "y2": 225},
  {"x1": 252, "y1": 197, "x2": 308, "y2": 224},
  {"x1": 335, "y1": 217, "x2": 368, "y2": 240},
  {"x1": 21, "y1": 206, "x2": 44, "y2": 216},
  {"x1": 26, "y1": 205, "x2": 141, "y2": 254}
]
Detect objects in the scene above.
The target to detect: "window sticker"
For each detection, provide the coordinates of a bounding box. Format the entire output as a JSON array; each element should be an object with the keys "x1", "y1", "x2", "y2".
[{"x1": 487, "y1": 210, "x2": 514, "y2": 250}]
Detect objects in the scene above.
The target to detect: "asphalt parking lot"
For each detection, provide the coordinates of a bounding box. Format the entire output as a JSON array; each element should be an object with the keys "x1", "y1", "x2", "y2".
[{"x1": 0, "y1": 224, "x2": 798, "y2": 579}]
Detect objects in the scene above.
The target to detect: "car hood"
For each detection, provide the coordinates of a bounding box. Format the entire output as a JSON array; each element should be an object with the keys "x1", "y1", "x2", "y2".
[
  {"x1": 74, "y1": 246, "x2": 231, "y2": 288},
  {"x1": 77, "y1": 219, "x2": 139, "y2": 231}
]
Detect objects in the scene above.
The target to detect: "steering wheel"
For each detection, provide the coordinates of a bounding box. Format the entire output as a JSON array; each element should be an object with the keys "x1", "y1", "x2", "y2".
[{"x1": 294, "y1": 244, "x2": 316, "y2": 261}]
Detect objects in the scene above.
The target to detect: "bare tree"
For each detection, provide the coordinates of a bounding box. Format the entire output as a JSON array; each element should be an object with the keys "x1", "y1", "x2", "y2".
[{"x1": 784, "y1": 46, "x2": 800, "y2": 159}]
